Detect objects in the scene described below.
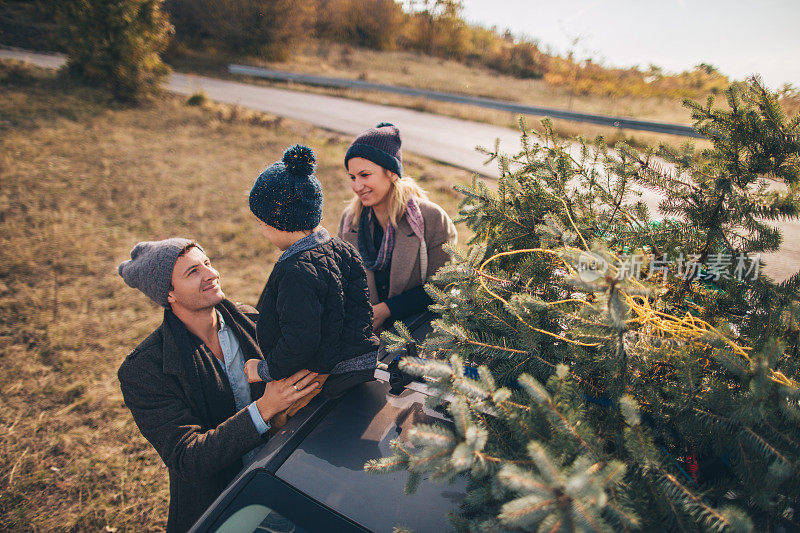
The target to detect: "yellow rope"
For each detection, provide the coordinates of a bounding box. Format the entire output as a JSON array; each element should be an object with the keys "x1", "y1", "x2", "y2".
[
  {"x1": 478, "y1": 249, "x2": 601, "y2": 347},
  {"x1": 475, "y1": 246, "x2": 797, "y2": 390},
  {"x1": 623, "y1": 294, "x2": 795, "y2": 388},
  {"x1": 624, "y1": 294, "x2": 750, "y2": 357},
  {"x1": 465, "y1": 194, "x2": 795, "y2": 388},
  {"x1": 551, "y1": 195, "x2": 590, "y2": 250},
  {"x1": 546, "y1": 298, "x2": 595, "y2": 307}
]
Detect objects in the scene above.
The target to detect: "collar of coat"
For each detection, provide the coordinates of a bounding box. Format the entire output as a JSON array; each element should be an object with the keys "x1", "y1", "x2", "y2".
[
  {"x1": 159, "y1": 299, "x2": 262, "y2": 378},
  {"x1": 278, "y1": 227, "x2": 331, "y2": 263}
]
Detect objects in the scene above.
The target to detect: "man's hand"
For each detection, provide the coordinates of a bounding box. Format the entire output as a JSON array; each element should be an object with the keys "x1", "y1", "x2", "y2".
[
  {"x1": 372, "y1": 302, "x2": 391, "y2": 333},
  {"x1": 255, "y1": 370, "x2": 319, "y2": 422},
  {"x1": 244, "y1": 359, "x2": 261, "y2": 383}
]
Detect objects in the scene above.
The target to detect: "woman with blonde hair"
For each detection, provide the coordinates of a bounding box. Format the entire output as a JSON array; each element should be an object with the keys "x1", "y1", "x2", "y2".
[{"x1": 338, "y1": 122, "x2": 457, "y2": 334}]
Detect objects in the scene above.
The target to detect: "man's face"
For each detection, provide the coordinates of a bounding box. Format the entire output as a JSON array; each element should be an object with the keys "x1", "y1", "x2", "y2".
[{"x1": 167, "y1": 246, "x2": 225, "y2": 312}]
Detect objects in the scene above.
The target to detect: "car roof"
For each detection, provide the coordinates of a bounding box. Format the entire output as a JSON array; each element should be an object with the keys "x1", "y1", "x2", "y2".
[
  {"x1": 275, "y1": 379, "x2": 465, "y2": 532},
  {"x1": 190, "y1": 371, "x2": 466, "y2": 532}
]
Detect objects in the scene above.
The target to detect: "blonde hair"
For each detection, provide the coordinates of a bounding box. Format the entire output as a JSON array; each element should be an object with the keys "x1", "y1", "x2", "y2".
[{"x1": 346, "y1": 172, "x2": 428, "y2": 230}]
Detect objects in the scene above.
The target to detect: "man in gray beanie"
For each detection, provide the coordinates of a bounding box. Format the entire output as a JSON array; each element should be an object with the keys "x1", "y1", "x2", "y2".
[{"x1": 117, "y1": 238, "x2": 320, "y2": 533}]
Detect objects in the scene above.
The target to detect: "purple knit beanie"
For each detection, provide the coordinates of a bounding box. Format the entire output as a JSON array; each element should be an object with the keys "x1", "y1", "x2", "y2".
[{"x1": 344, "y1": 122, "x2": 403, "y2": 177}]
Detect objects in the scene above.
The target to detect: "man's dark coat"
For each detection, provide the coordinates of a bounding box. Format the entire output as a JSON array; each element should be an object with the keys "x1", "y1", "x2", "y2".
[{"x1": 118, "y1": 299, "x2": 267, "y2": 533}]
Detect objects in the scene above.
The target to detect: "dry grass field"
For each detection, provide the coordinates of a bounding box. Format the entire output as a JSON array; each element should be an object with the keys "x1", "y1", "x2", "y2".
[{"x1": 0, "y1": 59, "x2": 473, "y2": 531}]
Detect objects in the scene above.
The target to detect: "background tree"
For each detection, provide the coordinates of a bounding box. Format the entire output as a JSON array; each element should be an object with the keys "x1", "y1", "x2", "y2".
[
  {"x1": 401, "y1": 0, "x2": 469, "y2": 60},
  {"x1": 369, "y1": 78, "x2": 800, "y2": 531},
  {"x1": 8, "y1": 0, "x2": 750, "y2": 100},
  {"x1": 165, "y1": 0, "x2": 314, "y2": 60},
  {"x1": 315, "y1": 0, "x2": 404, "y2": 50},
  {"x1": 53, "y1": 0, "x2": 172, "y2": 102},
  {"x1": 486, "y1": 40, "x2": 546, "y2": 79}
]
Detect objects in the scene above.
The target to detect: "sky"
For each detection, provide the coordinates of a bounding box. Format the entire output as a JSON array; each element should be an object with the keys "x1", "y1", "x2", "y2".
[{"x1": 459, "y1": 0, "x2": 800, "y2": 90}]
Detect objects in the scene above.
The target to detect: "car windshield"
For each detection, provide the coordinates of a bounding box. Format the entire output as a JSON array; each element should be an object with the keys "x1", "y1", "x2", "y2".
[{"x1": 275, "y1": 381, "x2": 466, "y2": 533}]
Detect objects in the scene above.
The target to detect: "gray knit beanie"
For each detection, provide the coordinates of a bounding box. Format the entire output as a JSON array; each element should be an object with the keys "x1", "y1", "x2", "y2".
[{"x1": 118, "y1": 238, "x2": 202, "y2": 307}]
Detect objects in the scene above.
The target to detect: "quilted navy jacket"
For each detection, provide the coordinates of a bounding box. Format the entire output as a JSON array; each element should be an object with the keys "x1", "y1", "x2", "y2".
[{"x1": 255, "y1": 236, "x2": 380, "y2": 380}]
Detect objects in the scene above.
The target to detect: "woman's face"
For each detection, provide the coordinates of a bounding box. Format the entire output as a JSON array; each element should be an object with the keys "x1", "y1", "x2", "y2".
[{"x1": 347, "y1": 157, "x2": 394, "y2": 209}]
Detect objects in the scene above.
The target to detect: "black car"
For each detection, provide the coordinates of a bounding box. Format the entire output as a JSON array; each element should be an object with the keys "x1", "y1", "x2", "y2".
[{"x1": 189, "y1": 364, "x2": 466, "y2": 533}]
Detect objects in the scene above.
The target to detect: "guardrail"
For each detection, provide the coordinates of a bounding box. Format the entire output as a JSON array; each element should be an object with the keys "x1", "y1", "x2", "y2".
[{"x1": 229, "y1": 64, "x2": 703, "y2": 138}]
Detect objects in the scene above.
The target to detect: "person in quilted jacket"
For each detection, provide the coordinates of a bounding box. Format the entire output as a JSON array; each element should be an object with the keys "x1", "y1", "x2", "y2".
[{"x1": 245, "y1": 145, "x2": 380, "y2": 427}]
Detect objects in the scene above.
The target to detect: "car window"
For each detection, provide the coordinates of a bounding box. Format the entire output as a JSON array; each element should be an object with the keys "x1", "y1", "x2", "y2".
[
  {"x1": 275, "y1": 382, "x2": 466, "y2": 533},
  {"x1": 206, "y1": 470, "x2": 365, "y2": 533},
  {"x1": 215, "y1": 505, "x2": 306, "y2": 533}
]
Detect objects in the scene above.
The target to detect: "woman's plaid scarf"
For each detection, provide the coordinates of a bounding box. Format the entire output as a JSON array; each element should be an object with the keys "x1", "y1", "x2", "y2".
[{"x1": 357, "y1": 197, "x2": 425, "y2": 273}]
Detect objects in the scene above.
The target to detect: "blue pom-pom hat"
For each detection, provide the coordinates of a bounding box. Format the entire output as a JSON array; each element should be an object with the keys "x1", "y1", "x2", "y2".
[
  {"x1": 344, "y1": 122, "x2": 403, "y2": 177},
  {"x1": 283, "y1": 144, "x2": 316, "y2": 176},
  {"x1": 250, "y1": 144, "x2": 323, "y2": 231}
]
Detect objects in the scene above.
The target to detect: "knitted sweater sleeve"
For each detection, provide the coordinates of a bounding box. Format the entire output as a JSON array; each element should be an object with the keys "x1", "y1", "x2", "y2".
[{"x1": 385, "y1": 285, "x2": 432, "y2": 320}]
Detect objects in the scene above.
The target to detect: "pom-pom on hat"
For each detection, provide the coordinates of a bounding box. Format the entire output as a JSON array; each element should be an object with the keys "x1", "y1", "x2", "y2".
[
  {"x1": 249, "y1": 144, "x2": 323, "y2": 232},
  {"x1": 344, "y1": 122, "x2": 403, "y2": 177}
]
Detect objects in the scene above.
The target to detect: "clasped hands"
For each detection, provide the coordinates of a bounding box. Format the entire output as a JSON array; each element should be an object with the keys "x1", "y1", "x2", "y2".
[{"x1": 247, "y1": 364, "x2": 320, "y2": 422}]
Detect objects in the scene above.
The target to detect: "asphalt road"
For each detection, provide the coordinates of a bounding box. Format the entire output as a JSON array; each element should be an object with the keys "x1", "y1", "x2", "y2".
[
  {"x1": 229, "y1": 64, "x2": 702, "y2": 138},
  {"x1": 0, "y1": 48, "x2": 522, "y2": 179},
  {"x1": 3, "y1": 48, "x2": 797, "y2": 282}
]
